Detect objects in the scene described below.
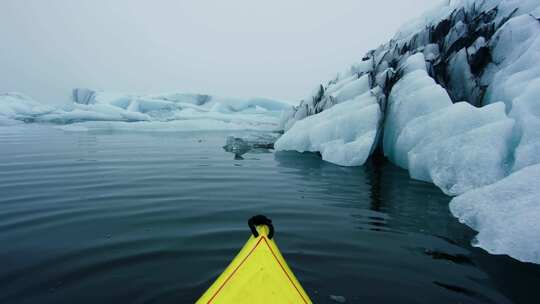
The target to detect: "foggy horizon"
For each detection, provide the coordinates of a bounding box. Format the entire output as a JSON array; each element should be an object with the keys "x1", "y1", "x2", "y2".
[{"x1": 1, "y1": 0, "x2": 436, "y2": 104}]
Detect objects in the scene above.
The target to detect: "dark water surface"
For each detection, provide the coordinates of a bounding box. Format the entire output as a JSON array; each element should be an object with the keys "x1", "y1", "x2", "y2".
[{"x1": 1, "y1": 125, "x2": 539, "y2": 304}]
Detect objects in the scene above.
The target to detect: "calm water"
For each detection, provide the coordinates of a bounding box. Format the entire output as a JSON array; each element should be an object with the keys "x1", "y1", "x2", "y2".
[{"x1": 1, "y1": 125, "x2": 539, "y2": 304}]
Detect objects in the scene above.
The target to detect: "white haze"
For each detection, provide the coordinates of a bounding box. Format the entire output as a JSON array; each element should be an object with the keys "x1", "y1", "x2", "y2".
[{"x1": 0, "y1": 0, "x2": 436, "y2": 104}]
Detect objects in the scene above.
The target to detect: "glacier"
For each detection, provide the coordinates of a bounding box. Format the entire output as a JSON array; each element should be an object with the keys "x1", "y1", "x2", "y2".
[
  {"x1": 0, "y1": 89, "x2": 293, "y2": 132},
  {"x1": 276, "y1": 0, "x2": 540, "y2": 264}
]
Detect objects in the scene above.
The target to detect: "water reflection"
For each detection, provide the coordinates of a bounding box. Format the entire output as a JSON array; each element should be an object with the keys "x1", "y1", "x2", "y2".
[
  {"x1": 273, "y1": 151, "x2": 521, "y2": 304},
  {"x1": 273, "y1": 151, "x2": 460, "y2": 235},
  {"x1": 1, "y1": 128, "x2": 539, "y2": 304}
]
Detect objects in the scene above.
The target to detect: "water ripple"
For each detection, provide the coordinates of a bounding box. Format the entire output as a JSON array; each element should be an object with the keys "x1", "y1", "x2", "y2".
[{"x1": 0, "y1": 126, "x2": 538, "y2": 303}]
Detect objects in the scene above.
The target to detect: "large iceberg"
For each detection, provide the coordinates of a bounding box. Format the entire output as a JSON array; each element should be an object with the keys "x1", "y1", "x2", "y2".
[
  {"x1": 0, "y1": 89, "x2": 293, "y2": 132},
  {"x1": 276, "y1": 0, "x2": 540, "y2": 263}
]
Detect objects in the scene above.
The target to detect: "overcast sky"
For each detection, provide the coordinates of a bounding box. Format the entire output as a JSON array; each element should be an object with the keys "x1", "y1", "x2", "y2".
[{"x1": 1, "y1": 0, "x2": 436, "y2": 104}]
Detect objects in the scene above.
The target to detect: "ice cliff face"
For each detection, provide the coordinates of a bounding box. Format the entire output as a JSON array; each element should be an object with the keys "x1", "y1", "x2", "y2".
[
  {"x1": 0, "y1": 89, "x2": 292, "y2": 132},
  {"x1": 276, "y1": 0, "x2": 540, "y2": 264}
]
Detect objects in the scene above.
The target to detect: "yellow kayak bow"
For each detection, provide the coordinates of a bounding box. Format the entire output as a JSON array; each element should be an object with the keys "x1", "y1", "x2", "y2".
[{"x1": 196, "y1": 215, "x2": 312, "y2": 304}]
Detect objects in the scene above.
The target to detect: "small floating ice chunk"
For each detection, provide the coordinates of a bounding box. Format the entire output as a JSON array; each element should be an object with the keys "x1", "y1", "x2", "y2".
[
  {"x1": 223, "y1": 134, "x2": 277, "y2": 159},
  {"x1": 223, "y1": 137, "x2": 251, "y2": 156},
  {"x1": 329, "y1": 295, "x2": 347, "y2": 303}
]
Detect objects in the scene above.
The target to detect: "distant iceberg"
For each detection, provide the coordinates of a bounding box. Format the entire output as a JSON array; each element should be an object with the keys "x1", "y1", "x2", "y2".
[
  {"x1": 0, "y1": 92, "x2": 56, "y2": 122},
  {"x1": 0, "y1": 89, "x2": 293, "y2": 132}
]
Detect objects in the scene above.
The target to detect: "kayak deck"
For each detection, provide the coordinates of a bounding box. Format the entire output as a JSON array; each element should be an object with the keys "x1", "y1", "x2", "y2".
[{"x1": 196, "y1": 224, "x2": 312, "y2": 304}]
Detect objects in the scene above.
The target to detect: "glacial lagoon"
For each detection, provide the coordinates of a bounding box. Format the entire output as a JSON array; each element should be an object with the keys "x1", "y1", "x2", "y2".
[{"x1": 1, "y1": 125, "x2": 539, "y2": 304}]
